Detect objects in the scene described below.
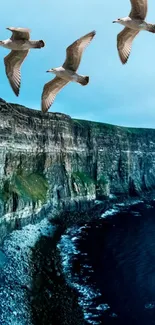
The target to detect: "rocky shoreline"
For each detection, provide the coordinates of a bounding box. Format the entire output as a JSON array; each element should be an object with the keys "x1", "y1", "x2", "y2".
[
  {"x1": 0, "y1": 199, "x2": 108, "y2": 325},
  {"x1": 1, "y1": 192, "x2": 155, "y2": 325},
  {"x1": 0, "y1": 218, "x2": 56, "y2": 325}
]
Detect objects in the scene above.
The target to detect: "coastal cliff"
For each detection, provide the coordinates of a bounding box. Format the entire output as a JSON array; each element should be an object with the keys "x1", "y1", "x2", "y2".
[
  {"x1": 1, "y1": 98, "x2": 155, "y2": 325},
  {"x1": 0, "y1": 98, "x2": 155, "y2": 239}
]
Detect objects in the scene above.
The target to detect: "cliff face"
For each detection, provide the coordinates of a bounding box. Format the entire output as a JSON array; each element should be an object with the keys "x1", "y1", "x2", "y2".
[{"x1": 0, "y1": 98, "x2": 155, "y2": 239}]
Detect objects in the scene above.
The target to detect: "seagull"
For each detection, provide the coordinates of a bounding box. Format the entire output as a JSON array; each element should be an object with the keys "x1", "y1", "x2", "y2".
[
  {"x1": 113, "y1": 0, "x2": 155, "y2": 64},
  {"x1": 1, "y1": 27, "x2": 45, "y2": 96},
  {"x1": 41, "y1": 30, "x2": 96, "y2": 113}
]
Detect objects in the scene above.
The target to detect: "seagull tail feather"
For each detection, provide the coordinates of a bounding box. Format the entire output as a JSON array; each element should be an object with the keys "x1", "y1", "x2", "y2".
[
  {"x1": 31, "y1": 40, "x2": 45, "y2": 48},
  {"x1": 78, "y1": 76, "x2": 89, "y2": 86},
  {"x1": 146, "y1": 24, "x2": 155, "y2": 33}
]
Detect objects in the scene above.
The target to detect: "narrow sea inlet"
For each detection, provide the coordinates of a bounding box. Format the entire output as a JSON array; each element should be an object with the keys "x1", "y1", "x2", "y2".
[{"x1": 58, "y1": 201, "x2": 155, "y2": 325}]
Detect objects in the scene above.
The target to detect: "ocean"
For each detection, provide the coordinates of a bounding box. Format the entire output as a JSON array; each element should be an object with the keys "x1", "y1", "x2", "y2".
[{"x1": 58, "y1": 200, "x2": 155, "y2": 325}]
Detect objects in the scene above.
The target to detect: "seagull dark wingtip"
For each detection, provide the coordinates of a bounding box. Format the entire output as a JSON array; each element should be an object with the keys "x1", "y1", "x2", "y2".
[
  {"x1": 121, "y1": 58, "x2": 128, "y2": 65},
  {"x1": 14, "y1": 86, "x2": 20, "y2": 97},
  {"x1": 42, "y1": 106, "x2": 48, "y2": 113},
  {"x1": 15, "y1": 90, "x2": 19, "y2": 97}
]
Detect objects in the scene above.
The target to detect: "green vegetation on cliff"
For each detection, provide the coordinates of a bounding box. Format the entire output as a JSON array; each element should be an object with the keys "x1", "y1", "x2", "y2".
[
  {"x1": 1, "y1": 172, "x2": 48, "y2": 204},
  {"x1": 71, "y1": 171, "x2": 109, "y2": 198},
  {"x1": 74, "y1": 118, "x2": 153, "y2": 135},
  {"x1": 71, "y1": 171, "x2": 95, "y2": 196}
]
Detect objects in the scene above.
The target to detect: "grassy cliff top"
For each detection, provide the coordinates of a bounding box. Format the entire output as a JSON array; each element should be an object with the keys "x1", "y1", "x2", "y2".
[{"x1": 73, "y1": 118, "x2": 155, "y2": 135}]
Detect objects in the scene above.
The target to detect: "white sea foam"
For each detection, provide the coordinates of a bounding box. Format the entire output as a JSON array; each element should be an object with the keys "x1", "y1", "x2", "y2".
[
  {"x1": 128, "y1": 200, "x2": 144, "y2": 206},
  {"x1": 116, "y1": 202, "x2": 126, "y2": 207},
  {"x1": 71, "y1": 236, "x2": 79, "y2": 242},
  {"x1": 96, "y1": 303, "x2": 110, "y2": 311},
  {"x1": 101, "y1": 208, "x2": 119, "y2": 218},
  {"x1": 110, "y1": 312, "x2": 118, "y2": 318},
  {"x1": 101, "y1": 199, "x2": 145, "y2": 219},
  {"x1": 145, "y1": 302, "x2": 155, "y2": 309},
  {"x1": 58, "y1": 225, "x2": 111, "y2": 324},
  {"x1": 146, "y1": 204, "x2": 154, "y2": 209}
]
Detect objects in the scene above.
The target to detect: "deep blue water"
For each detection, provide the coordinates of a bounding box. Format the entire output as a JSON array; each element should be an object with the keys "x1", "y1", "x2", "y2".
[{"x1": 58, "y1": 201, "x2": 155, "y2": 325}]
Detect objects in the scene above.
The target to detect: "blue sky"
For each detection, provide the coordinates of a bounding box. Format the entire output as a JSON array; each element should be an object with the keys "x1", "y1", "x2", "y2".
[{"x1": 0, "y1": 0, "x2": 155, "y2": 127}]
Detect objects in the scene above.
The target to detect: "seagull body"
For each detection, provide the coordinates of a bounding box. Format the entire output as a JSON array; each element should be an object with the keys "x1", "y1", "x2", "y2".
[
  {"x1": 1, "y1": 27, "x2": 45, "y2": 96},
  {"x1": 113, "y1": 0, "x2": 155, "y2": 64},
  {"x1": 41, "y1": 30, "x2": 96, "y2": 113},
  {"x1": 1, "y1": 39, "x2": 44, "y2": 51},
  {"x1": 114, "y1": 17, "x2": 147, "y2": 30},
  {"x1": 46, "y1": 66, "x2": 88, "y2": 83}
]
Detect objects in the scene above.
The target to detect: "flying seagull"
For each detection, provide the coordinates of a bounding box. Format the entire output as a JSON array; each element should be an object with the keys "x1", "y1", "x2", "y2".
[
  {"x1": 1, "y1": 27, "x2": 45, "y2": 96},
  {"x1": 41, "y1": 30, "x2": 96, "y2": 113},
  {"x1": 113, "y1": 0, "x2": 155, "y2": 64}
]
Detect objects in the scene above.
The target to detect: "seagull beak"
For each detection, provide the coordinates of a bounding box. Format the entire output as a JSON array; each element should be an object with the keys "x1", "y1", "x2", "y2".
[
  {"x1": 46, "y1": 69, "x2": 52, "y2": 72},
  {"x1": 112, "y1": 20, "x2": 117, "y2": 23}
]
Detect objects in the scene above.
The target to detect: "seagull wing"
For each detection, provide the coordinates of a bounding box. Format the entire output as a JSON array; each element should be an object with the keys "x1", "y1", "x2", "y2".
[
  {"x1": 41, "y1": 77, "x2": 69, "y2": 113},
  {"x1": 129, "y1": 0, "x2": 147, "y2": 20},
  {"x1": 7, "y1": 27, "x2": 31, "y2": 40},
  {"x1": 63, "y1": 30, "x2": 96, "y2": 72},
  {"x1": 117, "y1": 27, "x2": 139, "y2": 64},
  {"x1": 4, "y1": 50, "x2": 29, "y2": 96}
]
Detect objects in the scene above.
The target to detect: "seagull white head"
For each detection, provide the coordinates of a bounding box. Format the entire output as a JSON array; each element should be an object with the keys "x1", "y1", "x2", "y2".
[
  {"x1": 113, "y1": 18, "x2": 122, "y2": 23},
  {"x1": 113, "y1": 17, "x2": 130, "y2": 25},
  {"x1": 46, "y1": 68, "x2": 55, "y2": 73}
]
